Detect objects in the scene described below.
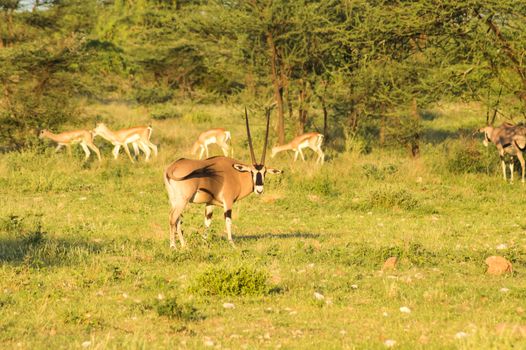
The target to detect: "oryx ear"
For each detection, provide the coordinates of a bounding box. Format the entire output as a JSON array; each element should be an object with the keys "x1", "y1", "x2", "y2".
[
  {"x1": 267, "y1": 168, "x2": 283, "y2": 175},
  {"x1": 233, "y1": 163, "x2": 251, "y2": 172}
]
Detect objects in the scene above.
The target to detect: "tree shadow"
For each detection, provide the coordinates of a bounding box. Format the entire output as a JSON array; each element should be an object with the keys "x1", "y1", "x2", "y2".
[
  {"x1": 0, "y1": 235, "x2": 102, "y2": 267},
  {"x1": 422, "y1": 127, "x2": 478, "y2": 145},
  {"x1": 236, "y1": 231, "x2": 320, "y2": 241}
]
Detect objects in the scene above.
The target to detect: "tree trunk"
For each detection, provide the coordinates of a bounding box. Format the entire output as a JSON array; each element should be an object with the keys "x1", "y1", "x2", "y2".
[
  {"x1": 298, "y1": 79, "x2": 307, "y2": 134},
  {"x1": 410, "y1": 98, "x2": 420, "y2": 157},
  {"x1": 266, "y1": 31, "x2": 285, "y2": 145}
]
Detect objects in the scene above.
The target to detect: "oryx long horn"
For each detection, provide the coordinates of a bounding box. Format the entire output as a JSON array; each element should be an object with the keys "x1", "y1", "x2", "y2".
[
  {"x1": 260, "y1": 107, "x2": 271, "y2": 164},
  {"x1": 245, "y1": 107, "x2": 257, "y2": 164},
  {"x1": 491, "y1": 87, "x2": 503, "y2": 125}
]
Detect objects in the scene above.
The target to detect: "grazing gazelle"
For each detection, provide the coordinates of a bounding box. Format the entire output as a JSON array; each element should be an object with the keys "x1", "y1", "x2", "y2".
[
  {"x1": 271, "y1": 132, "x2": 325, "y2": 164},
  {"x1": 39, "y1": 129, "x2": 101, "y2": 161},
  {"x1": 480, "y1": 122, "x2": 526, "y2": 183},
  {"x1": 92, "y1": 123, "x2": 158, "y2": 162},
  {"x1": 191, "y1": 128, "x2": 232, "y2": 159},
  {"x1": 164, "y1": 108, "x2": 282, "y2": 248}
]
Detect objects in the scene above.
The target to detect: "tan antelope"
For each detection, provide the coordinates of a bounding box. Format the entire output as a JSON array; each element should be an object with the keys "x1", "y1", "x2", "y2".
[
  {"x1": 271, "y1": 132, "x2": 325, "y2": 164},
  {"x1": 92, "y1": 123, "x2": 158, "y2": 162},
  {"x1": 480, "y1": 122, "x2": 526, "y2": 183},
  {"x1": 164, "y1": 108, "x2": 282, "y2": 249},
  {"x1": 191, "y1": 128, "x2": 232, "y2": 159},
  {"x1": 39, "y1": 129, "x2": 101, "y2": 161}
]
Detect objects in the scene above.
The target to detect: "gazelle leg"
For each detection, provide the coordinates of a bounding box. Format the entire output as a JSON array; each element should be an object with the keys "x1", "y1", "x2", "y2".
[
  {"x1": 298, "y1": 148, "x2": 305, "y2": 161},
  {"x1": 318, "y1": 148, "x2": 325, "y2": 164},
  {"x1": 123, "y1": 144, "x2": 135, "y2": 163},
  {"x1": 138, "y1": 141, "x2": 151, "y2": 161},
  {"x1": 205, "y1": 145, "x2": 209, "y2": 158},
  {"x1": 293, "y1": 150, "x2": 299, "y2": 162},
  {"x1": 500, "y1": 156, "x2": 507, "y2": 181},
  {"x1": 112, "y1": 145, "x2": 121, "y2": 159},
  {"x1": 510, "y1": 162, "x2": 514, "y2": 183},
  {"x1": 223, "y1": 205, "x2": 235, "y2": 247},
  {"x1": 132, "y1": 142, "x2": 140, "y2": 158},
  {"x1": 80, "y1": 142, "x2": 91, "y2": 160},
  {"x1": 87, "y1": 142, "x2": 102, "y2": 161},
  {"x1": 199, "y1": 147, "x2": 205, "y2": 160},
  {"x1": 220, "y1": 143, "x2": 229, "y2": 157},
  {"x1": 147, "y1": 141, "x2": 158, "y2": 157},
  {"x1": 55, "y1": 144, "x2": 63, "y2": 153},
  {"x1": 66, "y1": 145, "x2": 72, "y2": 156}
]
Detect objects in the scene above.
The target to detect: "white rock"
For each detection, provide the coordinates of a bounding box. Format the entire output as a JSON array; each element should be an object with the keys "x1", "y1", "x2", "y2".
[
  {"x1": 314, "y1": 292, "x2": 325, "y2": 301},
  {"x1": 454, "y1": 331, "x2": 468, "y2": 339},
  {"x1": 384, "y1": 339, "x2": 396, "y2": 347},
  {"x1": 500, "y1": 287, "x2": 510, "y2": 293},
  {"x1": 81, "y1": 341, "x2": 91, "y2": 348},
  {"x1": 351, "y1": 284, "x2": 358, "y2": 289},
  {"x1": 399, "y1": 306, "x2": 411, "y2": 314},
  {"x1": 223, "y1": 302, "x2": 235, "y2": 309},
  {"x1": 496, "y1": 243, "x2": 508, "y2": 250}
]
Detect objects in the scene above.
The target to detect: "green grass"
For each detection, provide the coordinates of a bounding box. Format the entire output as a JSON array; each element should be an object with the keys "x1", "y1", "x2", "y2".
[{"x1": 1, "y1": 103, "x2": 526, "y2": 349}]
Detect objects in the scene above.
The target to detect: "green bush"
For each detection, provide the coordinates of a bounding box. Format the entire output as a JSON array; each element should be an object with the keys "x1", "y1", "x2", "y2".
[
  {"x1": 362, "y1": 163, "x2": 398, "y2": 180},
  {"x1": 366, "y1": 187, "x2": 419, "y2": 211},
  {"x1": 151, "y1": 105, "x2": 183, "y2": 120},
  {"x1": 134, "y1": 86, "x2": 173, "y2": 105},
  {"x1": 191, "y1": 266, "x2": 271, "y2": 296},
  {"x1": 155, "y1": 297, "x2": 201, "y2": 321},
  {"x1": 445, "y1": 139, "x2": 495, "y2": 174}
]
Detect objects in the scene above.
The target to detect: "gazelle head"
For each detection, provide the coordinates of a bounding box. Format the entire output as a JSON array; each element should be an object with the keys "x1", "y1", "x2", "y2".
[
  {"x1": 92, "y1": 123, "x2": 108, "y2": 137},
  {"x1": 233, "y1": 107, "x2": 282, "y2": 195},
  {"x1": 38, "y1": 129, "x2": 50, "y2": 139}
]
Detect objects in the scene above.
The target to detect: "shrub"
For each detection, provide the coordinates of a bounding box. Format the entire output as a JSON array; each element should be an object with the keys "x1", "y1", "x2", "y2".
[
  {"x1": 367, "y1": 187, "x2": 419, "y2": 210},
  {"x1": 445, "y1": 139, "x2": 496, "y2": 174},
  {"x1": 362, "y1": 163, "x2": 398, "y2": 180},
  {"x1": 155, "y1": 297, "x2": 201, "y2": 321},
  {"x1": 151, "y1": 105, "x2": 183, "y2": 121},
  {"x1": 191, "y1": 266, "x2": 270, "y2": 296}
]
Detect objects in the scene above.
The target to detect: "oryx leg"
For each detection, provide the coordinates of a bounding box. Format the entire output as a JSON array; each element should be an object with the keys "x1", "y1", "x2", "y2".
[
  {"x1": 112, "y1": 145, "x2": 121, "y2": 159},
  {"x1": 169, "y1": 204, "x2": 187, "y2": 249},
  {"x1": 500, "y1": 155, "x2": 507, "y2": 181},
  {"x1": 80, "y1": 142, "x2": 91, "y2": 161},
  {"x1": 518, "y1": 152, "x2": 526, "y2": 183},
  {"x1": 223, "y1": 203, "x2": 235, "y2": 247},
  {"x1": 87, "y1": 142, "x2": 102, "y2": 161},
  {"x1": 203, "y1": 204, "x2": 214, "y2": 239},
  {"x1": 123, "y1": 144, "x2": 135, "y2": 163}
]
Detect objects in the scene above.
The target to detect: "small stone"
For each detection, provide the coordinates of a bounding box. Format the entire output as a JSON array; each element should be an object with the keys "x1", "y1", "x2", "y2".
[
  {"x1": 496, "y1": 243, "x2": 508, "y2": 250},
  {"x1": 485, "y1": 256, "x2": 513, "y2": 275},
  {"x1": 454, "y1": 332, "x2": 468, "y2": 339},
  {"x1": 223, "y1": 303, "x2": 235, "y2": 309},
  {"x1": 82, "y1": 341, "x2": 91, "y2": 348},
  {"x1": 383, "y1": 257, "x2": 398, "y2": 271},
  {"x1": 157, "y1": 293, "x2": 164, "y2": 300},
  {"x1": 351, "y1": 284, "x2": 358, "y2": 289},
  {"x1": 500, "y1": 287, "x2": 510, "y2": 293},
  {"x1": 399, "y1": 306, "x2": 411, "y2": 314},
  {"x1": 384, "y1": 339, "x2": 396, "y2": 347},
  {"x1": 314, "y1": 292, "x2": 325, "y2": 301}
]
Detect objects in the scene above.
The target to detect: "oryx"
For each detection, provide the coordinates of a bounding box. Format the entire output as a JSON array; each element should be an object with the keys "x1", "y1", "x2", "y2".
[
  {"x1": 163, "y1": 108, "x2": 282, "y2": 248},
  {"x1": 480, "y1": 123, "x2": 526, "y2": 183}
]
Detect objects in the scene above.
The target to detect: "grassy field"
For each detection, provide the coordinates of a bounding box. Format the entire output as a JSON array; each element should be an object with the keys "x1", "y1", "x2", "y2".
[{"x1": 1, "y1": 103, "x2": 526, "y2": 349}]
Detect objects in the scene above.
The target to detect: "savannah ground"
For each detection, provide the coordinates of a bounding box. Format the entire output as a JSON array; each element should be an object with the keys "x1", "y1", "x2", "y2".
[{"x1": 1, "y1": 103, "x2": 526, "y2": 349}]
